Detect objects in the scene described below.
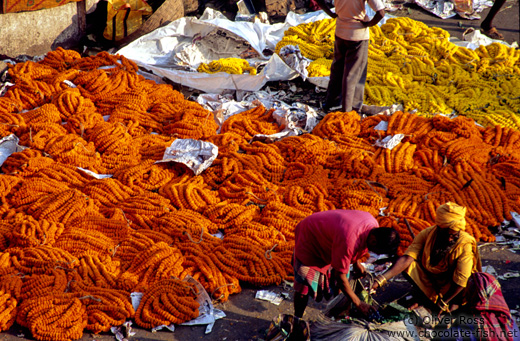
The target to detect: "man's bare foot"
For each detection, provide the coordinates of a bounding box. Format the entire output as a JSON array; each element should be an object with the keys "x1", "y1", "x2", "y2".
[
  {"x1": 358, "y1": 104, "x2": 392, "y2": 116},
  {"x1": 481, "y1": 27, "x2": 505, "y2": 40}
]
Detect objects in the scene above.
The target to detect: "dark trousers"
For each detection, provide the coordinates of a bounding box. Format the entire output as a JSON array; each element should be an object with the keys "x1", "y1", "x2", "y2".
[{"x1": 325, "y1": 37, "x2": 368, "y2": 112}]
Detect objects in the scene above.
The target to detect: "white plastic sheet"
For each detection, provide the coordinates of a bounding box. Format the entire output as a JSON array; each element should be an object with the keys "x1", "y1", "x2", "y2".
[
  {"x1": 373, "y1": 121, "x2": 389, "y2": 132},
  {"x1": 511, "y1": 212, "x2": 520, "y2": 229},
  {"x1": 195, "y1": 89, "x2": 320, "y2": 140},
  {"x1": 278, "y1": 45, "x2": 310, "y2": 80},
  {"x1": 76, "y1": 167, "x2": 113, "y2": 179},
  {"x1": 117, "y1": 8, "x2": 301, "y2": 93},
  {"x1": 0, "y1": 134, "x2": 25, "y2": 167},
  {"x1": 312, "y1": 316, "x2": 419, "y2": 341},
  {"x1": 255, "y1": 290, "x2": 284, "y2": 305},
  {"x1": 116, "y1": 8, "x2": 341, "y2": 93},
  {"x1": 374, "y1": 134, "x2": 406, "y2": 150},
  {"x1": 461, "y1": 28, "x2": 518, "y2": 49},
  {"x1": 156, "y1": 139, "x2": 218, "y2": 175},
  {"x1": 180, "y1": 276, "x2": 226, "y2": 334}
]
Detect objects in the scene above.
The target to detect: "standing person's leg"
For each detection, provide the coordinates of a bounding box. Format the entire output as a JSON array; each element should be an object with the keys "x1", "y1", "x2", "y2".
[
  {"x1": 480, "y1": 0, "x2": 507, "y2": 40},
  {"x1": 294, "y1": 292, "x2": 309, "y2": 318},
  {"x1": 340, "y1": 40, "x2": 368, "y2": 112},
  {"x1": 293, "y1": 254, "x2": 311, "y2": 318},
  {"x1": 351, "y1": 40, "x2": 369, "y2": 112},
  {"x1": 324, "y1": 36, "x2": 348, "y2": 111}
]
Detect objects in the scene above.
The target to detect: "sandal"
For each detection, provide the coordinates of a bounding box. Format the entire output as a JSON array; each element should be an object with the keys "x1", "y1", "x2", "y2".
[{"x1": 481, "y1": 27, "x2": 505, "y2": 40}]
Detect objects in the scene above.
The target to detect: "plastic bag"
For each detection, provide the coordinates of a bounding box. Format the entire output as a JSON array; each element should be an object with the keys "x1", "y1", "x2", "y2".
[
  {"x1": 315, "y1": 279, "x2": 419, "y2": 341},
  {"x1": 265, "y1": 314, "x2": 310, "y2": 341},
  {"x1": 311, "y1": 314, "x2": 418, "y2": 341},
  {"x1": 452, "y1": 0, "x2": 476, "y2": 19},
  {"x1": 104, "y1": 0, "x2": 152, "y2": 41}
]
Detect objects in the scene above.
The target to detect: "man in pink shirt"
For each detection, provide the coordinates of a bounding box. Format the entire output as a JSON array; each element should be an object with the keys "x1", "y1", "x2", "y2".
[
  {"x1": 293, "y1": 210, "x2": 400, "y2": 318},
  {"x1": 315, "y1": 0, "x2": 387, "y2": 115}
]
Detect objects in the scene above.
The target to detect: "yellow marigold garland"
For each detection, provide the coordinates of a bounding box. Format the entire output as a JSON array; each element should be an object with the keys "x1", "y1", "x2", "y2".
[
  {"x1": 197, "y1": 57, "x2": 257, "y2": 75},
  {"x1": 277, "y1": 16, "x2": 520, "y2": 127}
]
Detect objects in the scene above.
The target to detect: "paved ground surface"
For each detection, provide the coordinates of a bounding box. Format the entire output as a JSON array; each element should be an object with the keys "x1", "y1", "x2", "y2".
[
  {"x1": 1, "y1": 3, "x2": 519, "y2": 341},
  {"x1": 389, "y1": 0, "x2": 519, "y2": 45}
]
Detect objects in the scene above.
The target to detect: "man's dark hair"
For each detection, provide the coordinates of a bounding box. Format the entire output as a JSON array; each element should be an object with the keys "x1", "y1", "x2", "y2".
[{"x1": 369, "y1": 227, "x2": 401, "y2": 255}]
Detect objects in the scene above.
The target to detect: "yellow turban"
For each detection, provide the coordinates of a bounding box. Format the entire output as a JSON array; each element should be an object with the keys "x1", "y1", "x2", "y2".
[{"x1": 435, "y1": 202, "x2": 467, "y2": 231}]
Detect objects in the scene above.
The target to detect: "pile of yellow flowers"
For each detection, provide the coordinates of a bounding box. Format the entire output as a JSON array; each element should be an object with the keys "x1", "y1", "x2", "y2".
[
  {"x1": 197, "y1": 57, "x2": 257, "y2": 75},
  {"x1": 276, "y1": 16, "x2": 520, "y2": 129},
  {"x1": 275, "y1": 18, "x2": 335, "y2": 60},
  {"x1": 307, "y1": 57, "x2": 333, "y2": 77}
]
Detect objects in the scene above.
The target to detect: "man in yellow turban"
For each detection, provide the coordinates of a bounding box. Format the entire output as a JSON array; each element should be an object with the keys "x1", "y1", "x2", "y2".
[{"x1": 371, "y1": 202, "x2": 482, "y2": 314}]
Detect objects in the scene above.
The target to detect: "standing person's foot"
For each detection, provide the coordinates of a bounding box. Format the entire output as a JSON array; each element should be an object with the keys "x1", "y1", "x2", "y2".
[
  {"x1": 321, "y1": 102, "x2": 342, "y2": 114},
  {"x1": 358, "y1": 104, "x2": 392, "y2": 116},
  {"x1": 481, "y1": 26, "x2": 505, "y2": 40}
]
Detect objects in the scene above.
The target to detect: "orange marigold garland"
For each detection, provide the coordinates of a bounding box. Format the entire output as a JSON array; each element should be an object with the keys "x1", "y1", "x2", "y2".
[
  {"x1": 312, "y1": 111, "x2": 361, "y2": 138},
  {"x1": 1, "y1": 149, "x2": 54, "y2": 177},
  {"x1": 220, "y1": 106, "x2": 282, "y2": 140},
  {"x1": 118, "y1": 242, "x2": 185, "y2": 292},
  {"x1": 9, "y1": 245, "x2": 78, "y2": 275},
  {"x1": 10, "y1": 214, "x2": 65, "y2": 248},
  {"x1": 67, "y1": 275, "x2": 134, "y2": 334},
  {"x1": 135, "y1": 278, "x2": 200, "y2": 329},
  {"x1": 16, "y1": 293, "x2": 88, "y2": 341},
  {"x1": 0, "y1": 288, "x2": 18, "y2": 332},
  {"x1": 19, "y1": 268, "x2": 69, "y2": 300}
]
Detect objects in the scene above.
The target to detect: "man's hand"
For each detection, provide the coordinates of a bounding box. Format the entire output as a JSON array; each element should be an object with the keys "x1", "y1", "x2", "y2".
[
  {"x1": 357, "y1": 9, "x2": 386, "y2": 28},
  {"x1": 371, "y1": 274, "x2": 387, "y2": 293},
  {"x1": 436, "y1": 297, "x2": 450, "y2": 318},
  {"x1": 357, "y1": 302, "x2": 376, "y2": 316},
  {"x1": 449, "y1": 303, "x2": 459, "y2": 313},
  {"x1": 437, "y1": 309, "x2": 447, "y2": 319},
  {"x1": 356, "y1": 15, "x2": 371, "y2": 27},
  {"x1": 313, "y1": 0, "x2": 338, "y2": 18},
  {"x1": 353, "y1": 260, "x2": 366, "y2": 278}
]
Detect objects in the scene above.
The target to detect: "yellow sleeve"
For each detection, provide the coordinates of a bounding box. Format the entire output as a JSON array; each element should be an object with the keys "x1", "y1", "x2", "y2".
[
  {"x1": 404, "y1": 227, "x2": 432, "y2": 260},
  {"x1": 452, "y1": 242, "x2": 474, "y2": 288}
]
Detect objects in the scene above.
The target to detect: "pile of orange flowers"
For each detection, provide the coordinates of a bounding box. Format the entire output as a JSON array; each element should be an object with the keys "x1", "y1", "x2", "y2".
[{"x1": 1, "y1": 48, "x2": 519, "y2": 339}]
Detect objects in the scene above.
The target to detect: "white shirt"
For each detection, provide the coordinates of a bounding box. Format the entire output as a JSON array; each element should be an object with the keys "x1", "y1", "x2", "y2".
[{"x1": 335, "y1": 0, "x2": 385, "y2": 41}]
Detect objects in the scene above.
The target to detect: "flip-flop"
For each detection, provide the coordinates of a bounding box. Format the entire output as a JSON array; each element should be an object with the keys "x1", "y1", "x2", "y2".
[{"x1": 481, "y1": 27, "x2": 505, "y2": 40}]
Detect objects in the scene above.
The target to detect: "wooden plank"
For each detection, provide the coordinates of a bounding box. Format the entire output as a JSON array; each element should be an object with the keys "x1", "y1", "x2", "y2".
[{"x1": 76, "y1": 0, "x2": 87, "y2": 36}]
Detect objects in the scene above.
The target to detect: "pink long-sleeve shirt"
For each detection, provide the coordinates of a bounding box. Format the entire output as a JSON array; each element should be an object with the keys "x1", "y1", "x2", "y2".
[{"x1": 294, "y1": 210, "x2": 378, "y2": 274}]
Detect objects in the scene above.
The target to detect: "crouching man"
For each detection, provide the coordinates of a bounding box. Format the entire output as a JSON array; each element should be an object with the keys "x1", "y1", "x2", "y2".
[{"x1": 293, "y1": 209, "x2": 400, "y2": 318}]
